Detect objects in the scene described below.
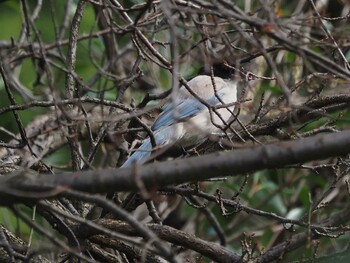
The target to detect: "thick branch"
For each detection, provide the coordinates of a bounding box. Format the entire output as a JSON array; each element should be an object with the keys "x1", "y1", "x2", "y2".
[{"x1": 1, "y1": 130, "x2": 350, "y2": 202}]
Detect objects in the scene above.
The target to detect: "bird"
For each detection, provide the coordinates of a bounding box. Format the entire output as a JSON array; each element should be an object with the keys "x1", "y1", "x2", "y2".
[{"x1": 121, "y1": 63, "x2": 238, "y2": 168}]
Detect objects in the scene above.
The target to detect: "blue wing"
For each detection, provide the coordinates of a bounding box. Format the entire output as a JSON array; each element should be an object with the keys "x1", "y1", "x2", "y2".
[
  {"x1": 121, "y1": 126, "x2": 174, "y2": 168},
  {"x1": 151, "y1": 94, "x2": 222, "y2": 131},
  {"x1": 121, "y1": 137, "x2": 153, "y2": 168}
]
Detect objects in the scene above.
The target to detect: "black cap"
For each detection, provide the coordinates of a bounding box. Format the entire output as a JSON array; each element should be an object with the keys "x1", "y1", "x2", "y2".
[{"x1": 198, "y1": 62, "x2": 235, "y2": 79}]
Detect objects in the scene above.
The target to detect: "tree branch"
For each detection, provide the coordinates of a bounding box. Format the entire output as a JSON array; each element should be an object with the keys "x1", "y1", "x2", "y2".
[{"x1": 1, "y1": 130, "x2": 350, "y2": 202}]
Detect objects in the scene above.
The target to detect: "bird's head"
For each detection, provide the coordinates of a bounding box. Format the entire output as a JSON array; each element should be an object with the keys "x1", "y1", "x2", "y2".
[{"x1": 198, "y1": 62, "x2": 235, "y2": 80}]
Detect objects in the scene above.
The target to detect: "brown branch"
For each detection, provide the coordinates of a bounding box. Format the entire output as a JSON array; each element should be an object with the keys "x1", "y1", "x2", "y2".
[
  {"x1": 64, "y1": 0, "x2": 86, "y2": 171},
  {"x1": 79, "y1": 219, "x2": 241, "y2": 263},
  {"x1": 1, "y1": 129, "x2": 350, "y2": 200}
]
